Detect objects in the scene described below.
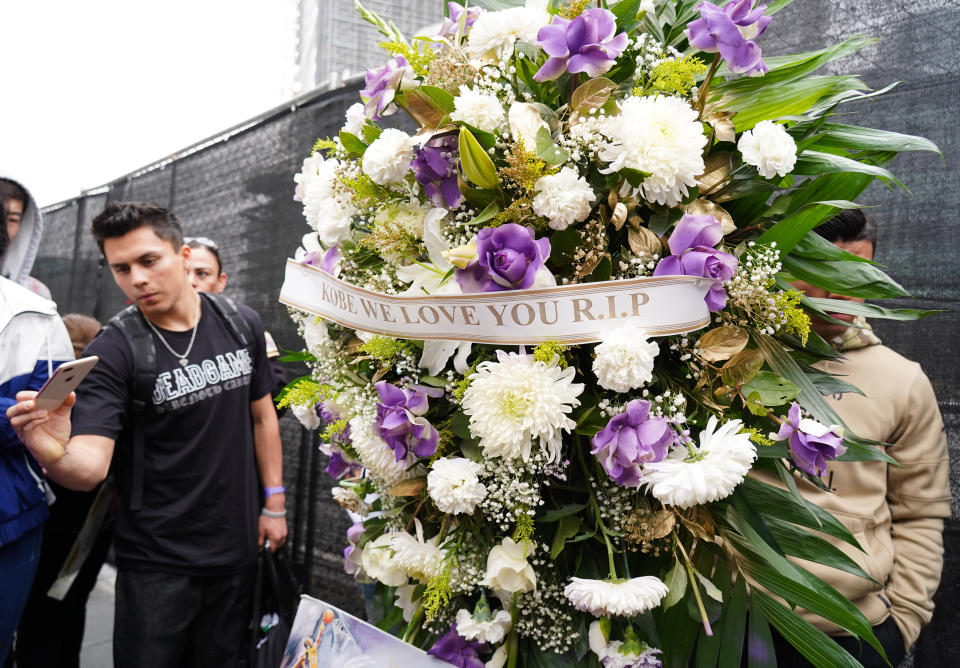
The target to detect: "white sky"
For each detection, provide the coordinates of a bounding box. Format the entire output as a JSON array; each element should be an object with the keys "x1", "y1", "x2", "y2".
[{"x1": 1, "y1": 0, "x2": 299, "y2": 207}]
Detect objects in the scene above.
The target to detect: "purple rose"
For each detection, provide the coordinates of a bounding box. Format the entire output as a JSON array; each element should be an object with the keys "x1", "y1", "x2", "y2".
[
  {"x1": 438, "y1": 2, "x2": 484, "y2": 41},
  {"x1": 374, "y1": 381, "x2": 440, "y2": 463},
  {"x1": 411, "y1": 132, "x2": 462, "y2": 208},
  {"x1": 653, "y1": 214, "x2": 737, "y2": 311},
  {"x1": 591, "y1": 400, "x2": 676, "y2": 487},
  {"x1": 428, "y1": 623, "x2": 487, "y2": 668},
  {"x1": 455, "y1": 224, "x2": 551, "y2": 293},
  {"x1": 686, "y1": 0, "x2": 771, "y2": 76},
  {"x1": 534, "y1": 8, "x2": 628, "y2": 81},
  {"x1": 361, "y1": 56, "x2": 415, "y2": 120},
  {"x1": 773, "y1": 402, "x2": 846, "y2": 476}
]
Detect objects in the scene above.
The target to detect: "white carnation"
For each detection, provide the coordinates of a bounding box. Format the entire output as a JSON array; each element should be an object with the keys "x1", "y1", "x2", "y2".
[
  {"x1": 599, "y1": 95, "x2": 706, "y2": 207},
  {"x1": 349, "y1": 416, "x2": 410, "y2": 486},
  {"x1": 532, "y1": 167, "x2": 596, "y2": 230},
  {"x1": 455, "y1": 608, "x2": 513, "y2": 644},
  {"x1": 428, "y1": 457, "x2": 487, "y2": 515},
  {"x1": 465, "y1": 2, "x2": 548, "y2": 62},
  {"x1": 294, "y1": 154, "x2": 357, "y2": 245},
  {"x1": 450, "y1": 85, "x2": 505, "y2": 133},
  {"x1": 391, "y1": 530, "x2": 444, "y2": 583},
  {"x1": 565, "y1": 577, "x2": 668, "y2": 617},
  {"x1": 643, "y1": 416, "x2": 757, "y2": 508},
  {"x1": 341, "y1": 102, "x2": 366, "y2": 136},
  {"x1": 592, "y1": 326, "x2": 659, "y2": 393},
  {"x1": 461, "y1": 351, "x2": 584, "y2": 463},
  {"x1": 738, "y1": 120, "x2": 798, "y2": 179},
  {"x1": 362, "y1": 128, "x2": 415, "y2": 185},
  {"x1": 292, "y1": 404, "x2": 321, "y2": 431},
  {"x1": 361, "y1": 534, "x2": 408, "y2": 587}
]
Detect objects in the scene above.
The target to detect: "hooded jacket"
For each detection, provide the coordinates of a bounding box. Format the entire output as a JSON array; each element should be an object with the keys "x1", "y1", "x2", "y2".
[
  {"x1": 0, "y1": 171, "x2": 50, "y2": 298},
  {"x1": 0, "y1": 276, "x2": 73, "y2": 546}
]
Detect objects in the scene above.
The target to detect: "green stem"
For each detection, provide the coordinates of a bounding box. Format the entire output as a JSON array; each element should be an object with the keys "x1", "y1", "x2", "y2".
[
  {"x1": 506, "y1": 597, "x2": 520, "y2": 668},
  {"x1": 696, "y1": 53, "x2": 722, "y2": 120},
  {"x1": 402, "y1": 601, "x2": 426, "y2": 643},
  {"x1": 674, "y1": 532, "x2": 713, "y2": 636}
]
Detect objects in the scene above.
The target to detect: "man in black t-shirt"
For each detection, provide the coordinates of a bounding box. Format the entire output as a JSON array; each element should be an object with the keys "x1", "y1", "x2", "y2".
[{"x1": 6, "y1": 202, "x2": 287, "y2": 668}]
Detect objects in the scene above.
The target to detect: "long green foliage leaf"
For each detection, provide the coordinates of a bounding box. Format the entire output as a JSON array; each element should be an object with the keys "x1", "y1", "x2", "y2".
[
  {"x1": 807, "y1": 123, "x2": 941, "y2": 156},
  {"x1": 793, "y1": 150, "x2": 905, "y2": 188},
  {"x1": 752, "y1": 590, "x2": 864, "y2": 668},
  {"x1": 736, "y1": 479, "x2": 859, "y2": 547},
  {"x1": 802, "y1": 297, "x2": 940, "y2": 321},
  {"x1": 764, "y1": 517, "x2": 880, "y2": 584},
  {"x1": 781, "y1": 253, "x2": 909, "y2": 299}
]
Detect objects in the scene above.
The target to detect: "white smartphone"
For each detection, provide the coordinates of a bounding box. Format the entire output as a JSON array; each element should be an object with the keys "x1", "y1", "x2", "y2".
[{"x1": 34, "y1": 356, "x2": 99, "y2": 412}]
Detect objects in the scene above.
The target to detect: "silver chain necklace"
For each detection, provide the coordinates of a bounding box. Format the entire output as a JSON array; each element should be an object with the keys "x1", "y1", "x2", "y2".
[{"x1": 144, "y1": 295, "x2": 201, "y2": 367}]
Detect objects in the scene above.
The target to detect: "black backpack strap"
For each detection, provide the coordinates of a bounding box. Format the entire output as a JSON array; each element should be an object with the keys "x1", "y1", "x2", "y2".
[
  {"x1": 202, "y1": 293, "x2": 254, "y2": 350},
  {"x1": 106, "y1": 305, "x2": 157, "y2": 512}
]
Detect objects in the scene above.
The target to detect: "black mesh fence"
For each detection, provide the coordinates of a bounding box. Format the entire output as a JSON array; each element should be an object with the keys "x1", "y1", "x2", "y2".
[{"x1": 32, "y1": 1, "x2": 959, "y2": 657}]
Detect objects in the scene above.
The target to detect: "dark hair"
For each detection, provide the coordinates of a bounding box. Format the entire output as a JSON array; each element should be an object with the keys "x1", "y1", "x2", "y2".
[
  {"x1": 91, "y1": 202, "x2": 183, "y2": 253},
  {"x1": 0, "y1": 205, "x2": 8, "y2": 257},
  {"x1": 0, "y1": 179, "x2": 28, "y2": 207},
  {"x1": 814, "y1": 209, "x2": 877, "y2": 248},
  {"x1": 185, "y1": 236, "x2": 223, "y2": 274}
]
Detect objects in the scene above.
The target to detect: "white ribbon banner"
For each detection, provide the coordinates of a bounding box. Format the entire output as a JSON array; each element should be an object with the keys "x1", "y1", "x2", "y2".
[{"x1": 279, "y1": 258, "x2": 715, "y2": 345}]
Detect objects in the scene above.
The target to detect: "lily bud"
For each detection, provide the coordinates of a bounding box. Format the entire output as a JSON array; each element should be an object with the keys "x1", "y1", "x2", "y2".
[{"x1": 443, "y1": 243, "x2": 478, "y2": 269}]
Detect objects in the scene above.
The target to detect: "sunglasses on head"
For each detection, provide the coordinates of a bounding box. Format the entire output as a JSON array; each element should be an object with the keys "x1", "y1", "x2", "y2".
[{"x1": 185, "y1": 236, "x2": 219, "y2": 251}]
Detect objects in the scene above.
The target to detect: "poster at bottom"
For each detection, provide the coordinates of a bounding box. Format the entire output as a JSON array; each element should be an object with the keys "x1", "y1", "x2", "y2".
[{"x1": 279, "y1": 595, "x2": 454, "y2": 668}]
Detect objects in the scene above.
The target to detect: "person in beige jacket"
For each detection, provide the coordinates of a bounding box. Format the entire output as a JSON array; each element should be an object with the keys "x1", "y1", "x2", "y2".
[{"x1": 755, "y1": 210, "x2": 951, "y2": 667}]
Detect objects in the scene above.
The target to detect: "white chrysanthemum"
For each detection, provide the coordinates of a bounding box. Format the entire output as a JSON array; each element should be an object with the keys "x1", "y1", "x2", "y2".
[
  {"x1": 738, "y1": 120, "x2": 798, "y2": 179},
  {"x1": 565, "y1": 577, "x2": 668, "y2": 617},
  {"x1": 592, "y1": 326, "x2": 660, "y2": 393},
  {"x1": 532, "y1": 167, "x2": 596, "y2": 230},
  {"x1": 465, "y1": 2, "x2": 548, "y2": 61},
  {"x1": 361, "y1": 534, "x2": 407, "y2": 587},
  {"x1": 643, "y1": 416, "x2": 757, "y2": 508},
  {"x1": 599, "y1": 95, "x2": 706, "y2": 207},
  {"x1": 341, "y1": 102, "x2": 366, "y2": 136},
  {"x1": 292, "y1": 404, "x2": 321, "y2": 431},
  {"x1": 455, "y1": 608, "x2": 513, "y2": 644},
  {"x1": 428, "y1": 457, "x2": 487, "y2": 515},
  {"x1": 450, "y1": 85, "x2": 506, "y2": 133},
  {"x1": 461, "y1": 351, "x2": 584, "y2": 463},
  {"x1": 391, "y1": 531, "x2": 444, "y2": 583},
  {"x1": 362, "y1": 128, "x2": 415, "y2": 185},
  {"x1": 349, "y1": 416, "x2": 409, "y2": 485}
]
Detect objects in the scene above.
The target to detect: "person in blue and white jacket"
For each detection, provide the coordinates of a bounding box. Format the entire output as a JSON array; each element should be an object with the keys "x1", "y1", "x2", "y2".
[{"x1": 0, "y1": 218, "x2": 73, "y2": 663}]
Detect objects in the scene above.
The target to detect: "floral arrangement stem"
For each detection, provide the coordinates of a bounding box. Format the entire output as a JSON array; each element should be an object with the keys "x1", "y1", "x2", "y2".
[
  {"x1": 696, "y1": 53, "x2": 722, "y2": 119},
  {"x1": 675, "y1": 531, "x2": 713, "y2": 636}
]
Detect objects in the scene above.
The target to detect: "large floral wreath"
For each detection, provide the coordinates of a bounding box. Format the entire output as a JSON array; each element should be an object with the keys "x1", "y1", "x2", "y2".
[{"x1": 278, "y1": 1, "x2": 938, "y2": 666}]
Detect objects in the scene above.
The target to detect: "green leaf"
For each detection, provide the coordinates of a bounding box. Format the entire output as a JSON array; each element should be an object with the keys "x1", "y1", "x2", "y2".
[
  {"x1": 622, "y1": 167, "x2": 651, "y2": 187},
  {"x1": 449, "y1": 412, "x2": 472, "y2": 440},
  {"x1": 459, "y1": 127, "x2": 500, "y2": 189},
  {"x1": 418, "y1": 375, "x2": 447, "y2": 387},
  {"x1": 662, "y1": 557, "x2": 688, "y2": 610},
  {"x1": 752, "y1": 590, "x2": 864, "y2": 668},
  {"x1": 765, "y1": 516, "x2": 881, "y2": 585},
  {"x1": 781, "y1": 253, "x2": 909, "y2": 299},
  {"x1": 717, "y1": 577, "x2": 748, "y2": 667},
  {"x1": 362, "y1": 123, "x2": 382, "y2": 144},
  {"x1": 418, "y1": 85, "x2": 456, "y2": 113},
  {"x1": 809, "y1": 123, "x2": 941, "y2": 156},
  {"x1": 571, "y1": 77, "x2": 617, "y2": 114},
  {"x1": 720, "y1": 349, "x2": 765, "y2": 387},
  {"x1": 802, "y1": 297, "x2": 940, "y2": 321},
  {"x1": 551, "y1": 515, "x2": 581, "y2": 559},
  {"x1": 695, "y1": 571, "x2": 723, "y2": 603},
  {"x1": 746, "y1": 596, "x2": 777, "y2": 668},
  {"x1": 610, "y1": 0, "x2": 643, "y2": 32},
  {"x1": 789, "y1": 229, "x2": 876, "y2": 264},
  {"x1": 742, "y1": 371, "x2": 801, "y2": 407},
  {"x1": 717, "y1": 76, "x2": 865, "y2": 132},
  {"x1": 794, "y1": 150, "x2": 905, "y2": 189},
  {"x1": 469, "y1": 200, "x2": 501, "y2": 227},
  {"x1": 278, "y1": 351, "x2": 316, "y2": 362},
  {"x1": 339, "y1": 131, "x2": 368, "y2": 155},
  {"x1": 540, "y1": 503, "x2": 586, "y2": 523},
  {"x1": 745, "y1": 392, "x2": 767, "y2": 416},
  {"x1": 535, "y1": 126, "x2": 569, "y2": 166},
  {"x1": 738, "y1": 478, "x2": 861, "y2": 549},
  {"x1": 457, "y1": 175, "x2": 498, "y2": 209}
]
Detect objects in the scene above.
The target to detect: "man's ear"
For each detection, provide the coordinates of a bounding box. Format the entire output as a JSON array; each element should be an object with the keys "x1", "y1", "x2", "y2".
[{"x1": 220, "y1": 272, "x2": 229, "y2": 290}]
